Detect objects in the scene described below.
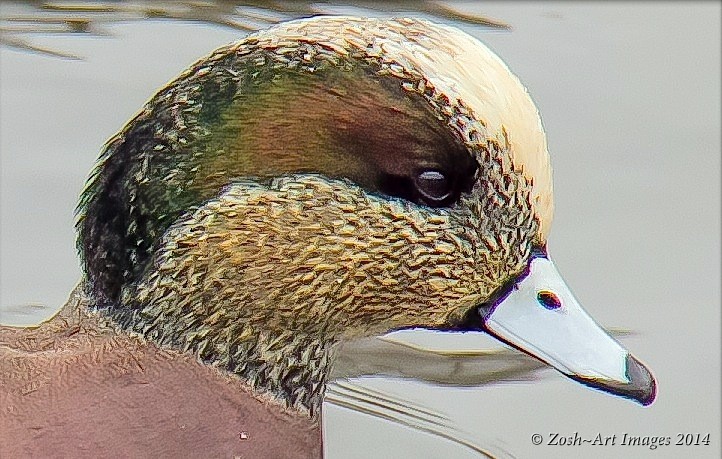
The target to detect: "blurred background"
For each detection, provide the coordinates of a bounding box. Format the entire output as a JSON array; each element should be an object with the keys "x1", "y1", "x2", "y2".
[{"x1": 1, "y1": 2, "x2": 720, "y2": 458}]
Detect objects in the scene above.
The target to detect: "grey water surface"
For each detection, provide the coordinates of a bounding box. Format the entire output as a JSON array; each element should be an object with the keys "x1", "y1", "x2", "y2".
[{"x1": 1, "y1": 2, "x2": 720, "y2": 458}]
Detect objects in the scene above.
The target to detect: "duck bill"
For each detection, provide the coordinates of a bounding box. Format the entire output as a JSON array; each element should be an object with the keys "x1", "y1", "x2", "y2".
[{"x1": 477, "y1": 252, "x2": 657, "y2": 406}]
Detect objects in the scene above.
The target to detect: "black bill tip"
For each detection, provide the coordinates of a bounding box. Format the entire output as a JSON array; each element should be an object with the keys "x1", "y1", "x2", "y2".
[
  {"x1": 571, "y1": 354, "x2": 657, "y2": 406},
  {"x1": 625, "y1": 354, "x2": 657, "y2": 406}
]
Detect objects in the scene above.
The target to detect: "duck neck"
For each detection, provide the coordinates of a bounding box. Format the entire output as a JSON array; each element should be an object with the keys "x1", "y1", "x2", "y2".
[
  {"x1": 219, "y1": 328, "x2": 337, "y2": 418},
  {"x1": 106, "y1": 301, "x2": 337, "y2": 419}
]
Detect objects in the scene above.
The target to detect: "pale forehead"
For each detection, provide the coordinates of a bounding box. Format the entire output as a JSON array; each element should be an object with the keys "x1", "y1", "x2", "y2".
[{"x1": 251, "y1": 16, "x2": 554, "y2": 240}]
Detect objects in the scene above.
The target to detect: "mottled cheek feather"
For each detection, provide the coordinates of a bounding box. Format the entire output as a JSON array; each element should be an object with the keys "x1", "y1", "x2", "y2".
[
  {"x1": 128, "y1": 176, "x2": 530, "y2": 335},
  {"x1": 116, "y1": 174, "x2": 536, "y2": 414}
]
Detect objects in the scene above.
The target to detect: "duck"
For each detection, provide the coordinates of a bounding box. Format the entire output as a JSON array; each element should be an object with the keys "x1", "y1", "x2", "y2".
[{"x1": 0, "y1": 16, "x2": 655, "y2": 458}]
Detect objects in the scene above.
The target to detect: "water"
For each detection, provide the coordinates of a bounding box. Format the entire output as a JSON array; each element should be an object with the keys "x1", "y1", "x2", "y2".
[{"x1": 1, "y1": 2, "x2": 720, "y2": 458}]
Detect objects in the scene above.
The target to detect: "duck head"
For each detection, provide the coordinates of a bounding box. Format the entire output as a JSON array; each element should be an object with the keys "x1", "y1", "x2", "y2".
[{"x1": 77, "y1": 17, "x2": 655, "y2": 417}]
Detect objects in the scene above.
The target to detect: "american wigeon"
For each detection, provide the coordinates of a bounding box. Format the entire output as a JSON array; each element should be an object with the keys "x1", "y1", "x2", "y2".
[{"x1": 0, "y1": 16, "x2": 655, "y2": 458}]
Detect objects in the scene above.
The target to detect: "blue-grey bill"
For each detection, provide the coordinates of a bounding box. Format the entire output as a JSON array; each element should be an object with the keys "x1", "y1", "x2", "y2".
[{"x1": 479, "y1": 254, "x2": 656, "y2": 406}]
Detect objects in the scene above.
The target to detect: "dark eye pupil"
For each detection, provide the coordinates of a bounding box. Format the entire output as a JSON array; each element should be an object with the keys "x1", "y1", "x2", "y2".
[
  {"x1": 416, "y1": 170, "x2": 450, "y2": 202},
  {"x1": 537, "y1": 290, "x2": 562, "y2": 310}
]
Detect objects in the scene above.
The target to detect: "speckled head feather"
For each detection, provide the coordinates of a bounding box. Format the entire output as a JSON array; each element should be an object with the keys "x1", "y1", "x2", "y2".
[{"x1": 77, "y1": 17, "x2": 553, "y2": 416}]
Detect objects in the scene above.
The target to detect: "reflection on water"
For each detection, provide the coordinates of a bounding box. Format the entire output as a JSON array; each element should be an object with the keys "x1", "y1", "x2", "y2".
[{"x1": 1, "y1": 0, "x2": 508, "y2": 59}]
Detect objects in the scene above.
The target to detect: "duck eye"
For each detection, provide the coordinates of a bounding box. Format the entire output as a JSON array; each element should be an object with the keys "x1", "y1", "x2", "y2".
[
  {"x1": 415, "y1": 170, "x2": 451, "y2": 203},
  {"x1": 537, "y1": 290, "x2": 562, "y2": 310}
]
